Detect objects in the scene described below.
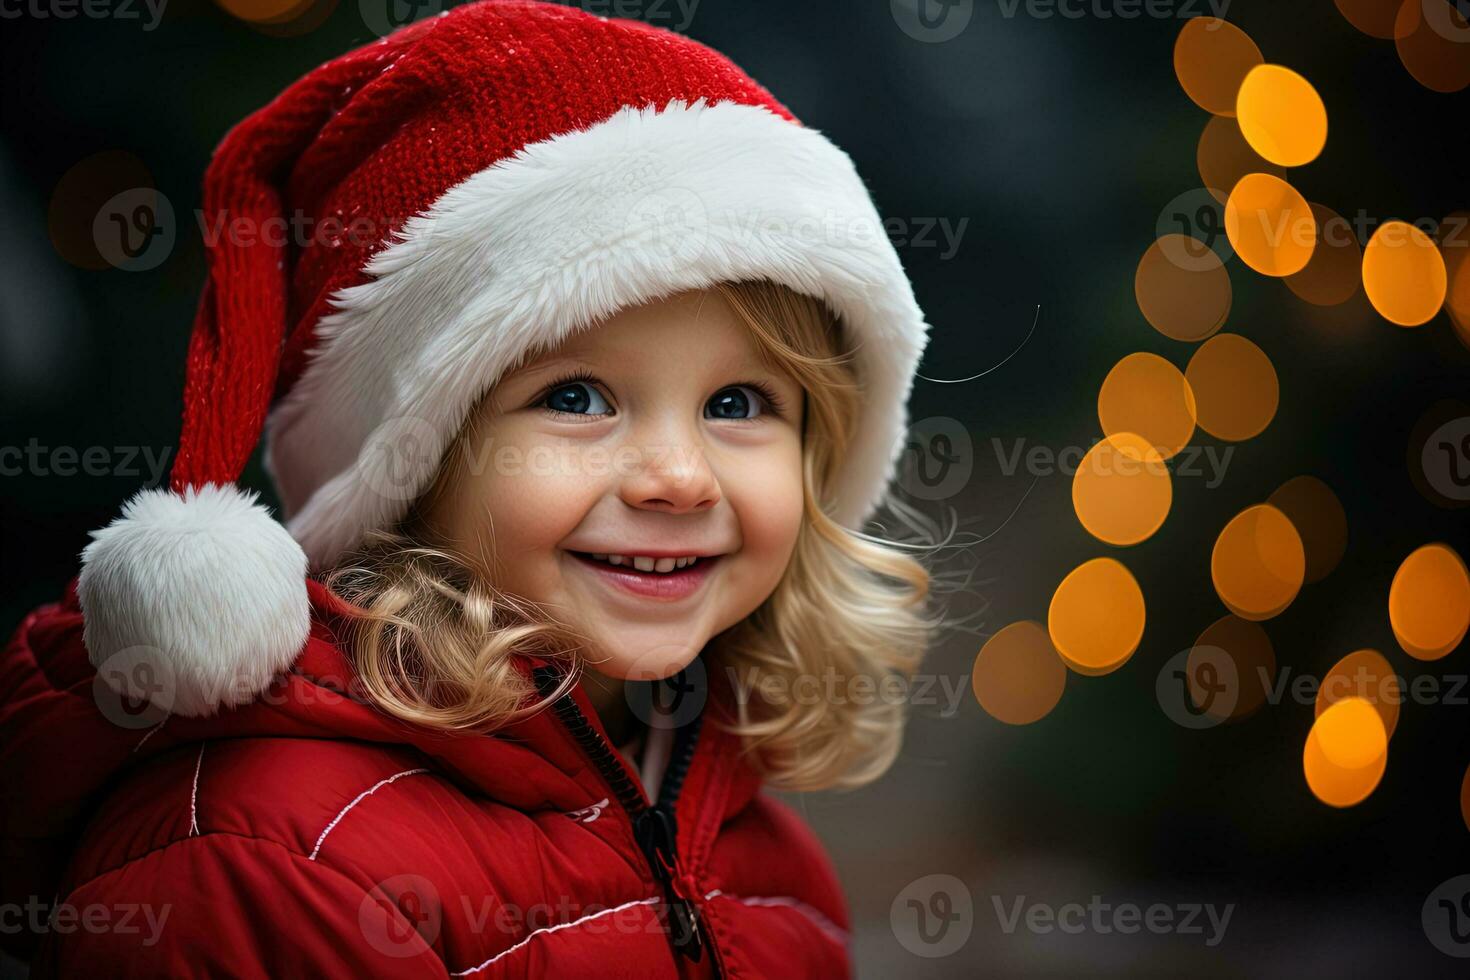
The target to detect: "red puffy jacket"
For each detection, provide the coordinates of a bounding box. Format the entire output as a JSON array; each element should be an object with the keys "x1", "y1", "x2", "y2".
[{"x1": 0, "y1": 576, "x2": 851, "y2": 977}]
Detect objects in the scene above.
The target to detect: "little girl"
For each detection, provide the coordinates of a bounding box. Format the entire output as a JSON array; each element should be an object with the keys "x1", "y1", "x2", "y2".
[{"x1": 0, "y1": 2, "x2": 937, "y2": 976}]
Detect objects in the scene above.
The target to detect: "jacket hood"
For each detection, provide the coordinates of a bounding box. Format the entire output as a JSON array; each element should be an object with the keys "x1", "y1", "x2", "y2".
[{"x1": 0, "y1": 574, "x2": 762, "y2": 960}]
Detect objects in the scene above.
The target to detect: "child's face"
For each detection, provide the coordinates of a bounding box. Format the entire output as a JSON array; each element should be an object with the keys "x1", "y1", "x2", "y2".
[{"x1": 421, "y1": 288, "x2": 806, "y2": 683}]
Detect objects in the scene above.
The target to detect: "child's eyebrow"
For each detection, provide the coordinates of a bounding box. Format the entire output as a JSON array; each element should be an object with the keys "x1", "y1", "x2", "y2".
[
  {"x1": 507, "y1": 354, "x2": 598, "y2": 381},
  {"x1": 512, "y1": 350, "x2": 785, "y2": 381}
]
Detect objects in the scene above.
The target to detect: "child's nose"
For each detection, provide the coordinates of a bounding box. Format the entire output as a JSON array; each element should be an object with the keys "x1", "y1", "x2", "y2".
[{"x1": 616, "y1": 432, "x2": 722, "y2": 515}]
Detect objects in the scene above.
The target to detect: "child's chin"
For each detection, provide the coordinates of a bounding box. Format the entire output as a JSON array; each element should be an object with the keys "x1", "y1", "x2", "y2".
[{"x1": 579, "y1": 635, "x2": 707, "y2": 683}]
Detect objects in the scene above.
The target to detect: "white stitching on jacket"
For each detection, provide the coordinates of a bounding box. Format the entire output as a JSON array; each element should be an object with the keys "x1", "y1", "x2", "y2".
[
  {"x1": 449, "y1": 896, "x2": 661, "y2": 975},
  {"x1": 307, "y1": 767, "x2": 430, "y2": 861},
  {"x1": 444, "y1": 888, "x2": 848, "y2": 973},
  {"x1": 188, "y1": 743, "x2": 205, "y2": 836},
  {"x1": 703, "y1": 889, "x2": 848, "y2": 947},
  {"x1": 132, "y1": 716, "x2": 169, "y2": 753}
]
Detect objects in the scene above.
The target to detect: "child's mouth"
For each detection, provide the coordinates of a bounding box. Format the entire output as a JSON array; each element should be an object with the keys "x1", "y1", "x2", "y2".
[{"x1": 566, "y1": 551, "x2": 721, "y2": 601}]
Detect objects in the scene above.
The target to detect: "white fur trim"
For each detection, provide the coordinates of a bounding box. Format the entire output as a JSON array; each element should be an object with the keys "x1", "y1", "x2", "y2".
[
  {"x1": 265, "y1": 98, "x2": 930, "y2": 570},
  {"x1": 77, "y1": 483, "x2": 311, "y2": 718}
]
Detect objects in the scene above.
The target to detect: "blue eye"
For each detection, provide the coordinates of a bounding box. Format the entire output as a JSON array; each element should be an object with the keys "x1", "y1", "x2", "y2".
[
  {"x1": 705, "y1": 385, "x2": 768, "y2": 421},
  {"x1": 543, "y1": 380, "x2": 613, "y2": 417}
]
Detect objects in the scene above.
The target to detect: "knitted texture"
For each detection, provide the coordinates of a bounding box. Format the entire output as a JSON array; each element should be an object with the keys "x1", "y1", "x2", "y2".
[{"x1": 176, "y1": 0, "x2": 795, "y2": 497}]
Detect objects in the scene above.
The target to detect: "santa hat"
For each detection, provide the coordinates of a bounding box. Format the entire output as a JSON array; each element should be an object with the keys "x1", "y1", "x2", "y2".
[{"x1": 77, "y1": 0, "x2": 931, "y2": 718}]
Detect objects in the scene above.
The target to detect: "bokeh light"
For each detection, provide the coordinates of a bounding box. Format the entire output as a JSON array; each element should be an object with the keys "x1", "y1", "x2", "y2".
[
  {"x1": 1186, "y1": 333, "x2": 1280, "y2": 441},
  {"x1": 1462, "y1": 764, "x2": 1470, "y2": 834},
  {"x1": 1267, "y1": 475, "x2": 1348, "y2": 583},
  {"x1": 1394, "y1": 0, "x2": 1470, "y2": 94},
  {"x1": 1317, "y1": 696, "x2": 1389, "y2": 769},
  {"x1": 210, "y1": 0, "x2": 338, "y2": 35},
  {"x1": 47, "y1": 151, "x2": 157, "y2": 271},
  {"x1": 1333, "y1": 0, "x2": 1412, "y2": 39},
  {"x1": 1072, "y1": 433, "x2": 1173, "y2": 546},
  {"x1": 213, "y1": 0, "x2": 306, "y2": 21},
  {"x1": 1097, "y1": 353, "x2": 1198, "y2": 459},
  {"x1": 1212, "y1": 504, "x2": 1306, "y2": 621},
  {"x1": 1389, "y1": 543, "x2": 1470, "y2": 660},
  {"x1": 1440, "y1": 211, "x2": 1470, "y2": 345},
  {"x1": 972, "y1": 621, "x2": 1068, "y2": 726},
  {"x1": 1197, "y1": 115, "x2": 1288, "y2": 205},
  {"x1": 1188, "y1": 614, "x2": 1278, "y2": 724},
  {"x1": 1135, "y1": 234, "x2": 1234, "y2": 342},
  {"x1": 1304, "y1": 697, "x2": 1388, "y2": 808},
  {"x1": 1316, "y1": 649, "x2": 1402, "y2": 740},
  {"x1": 1452, "y1": 254, "x2": 1470, "y2": 350},
  {"x1": 1048, "y1": 558, "x2": 1146, "y2": 676},
  {"x1": 1284, "y1": 203, "x2": 1364, "y2": 307},
  {"x1": 1363, "y1": 220, "x2": 1448, "y2": 327},
  {"x1": 1226, "y1": 173, "x2": 1317, "y2": 277},
  {"x1": 1236, "y1": 64, "x2": 1328, "y2": 167},
  {"x1": 1173, "y1": 17, "x2": 1264, "y2": 116}
]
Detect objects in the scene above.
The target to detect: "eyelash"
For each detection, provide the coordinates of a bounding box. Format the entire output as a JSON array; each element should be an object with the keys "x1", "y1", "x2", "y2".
[{"x1": 538, "y1": 370, "x2": 787, "y2": 420}]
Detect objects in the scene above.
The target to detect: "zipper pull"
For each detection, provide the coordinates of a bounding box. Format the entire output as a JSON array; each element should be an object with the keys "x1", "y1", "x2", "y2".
[{"x1": 634, "y1": 804, "x2": 703, "y2": 962}]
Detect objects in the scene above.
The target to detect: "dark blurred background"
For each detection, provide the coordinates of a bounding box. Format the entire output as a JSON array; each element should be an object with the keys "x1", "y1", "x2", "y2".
[{"x1": 3, "y1": 0, "x2": 1469, "y2": 976}]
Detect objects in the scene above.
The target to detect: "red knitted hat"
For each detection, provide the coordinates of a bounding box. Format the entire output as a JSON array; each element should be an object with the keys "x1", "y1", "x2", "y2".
[{"x1": 77, "y1": 0, "x2": 931, "y2": 718}]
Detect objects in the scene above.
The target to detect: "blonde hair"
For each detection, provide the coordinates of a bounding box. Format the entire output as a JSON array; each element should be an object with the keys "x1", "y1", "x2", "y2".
[{"x1": 320, "y1": 280, "x2": 948, "y2": 791}]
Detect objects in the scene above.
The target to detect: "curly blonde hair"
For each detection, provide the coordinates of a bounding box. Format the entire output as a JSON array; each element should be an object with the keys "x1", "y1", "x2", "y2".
[{"x1": 319, "y1": 279, "x2": 946, "y2": 791}]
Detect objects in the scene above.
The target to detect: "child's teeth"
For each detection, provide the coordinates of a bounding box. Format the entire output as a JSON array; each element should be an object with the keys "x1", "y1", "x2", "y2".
[{"x1": 584, "y1": 553, "x2": 703, "y2": 573}]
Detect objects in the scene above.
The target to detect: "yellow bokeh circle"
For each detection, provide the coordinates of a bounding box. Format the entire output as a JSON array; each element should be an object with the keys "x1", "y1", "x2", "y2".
[
  {"x1": 1186, "y1": 333, "x2": 1280, "y2": 442},
  {"x1": 1048, "y1": 558, "x2": 1146, "y2": 677},
  {"x1": 1072, "y1": 433, "x2": 1174, "y2": 547},
  {"x1": 1236, "y1": 64, "x2": 1328, "y2": 167},
  {"x1": 1389, "y1": 543, "x2": 1470, "y2": 660},
  {"x1": 1304, "y1": 696, "x2": 1388, "y2": 808},
  {"x1": 1098, "y1": 353, "x2": 1198, "y2": 460},
  {"x1": 1225, "y1": 173, "x2": 1317, "y2": 277},
  {"x1": 1173, "y1": 17, "x2": 1264, "y2": 117},
  {"x1": 1362, "y1": 220, "x2": 1448, "y2": 327},
  {"x1": 1315, "y1": 649, "x2": 1401, "y2": 740},
  {"x1": 972, "y1": 621, "x2": 1068, "y2": 726},
  {"x1": 1211, "y1": 504, "x2": 1305, "y2": 621}
]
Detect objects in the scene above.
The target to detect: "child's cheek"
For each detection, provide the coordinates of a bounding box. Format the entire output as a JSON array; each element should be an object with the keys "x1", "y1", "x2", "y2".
[{"x1": 723, "y1": 438, "x2": 805, "y2": 581}]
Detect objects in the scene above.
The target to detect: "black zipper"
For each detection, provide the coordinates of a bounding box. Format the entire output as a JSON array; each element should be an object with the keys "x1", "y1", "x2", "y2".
[{"x1": 532, "y1": 665, "x2": 708, "y2": 966}]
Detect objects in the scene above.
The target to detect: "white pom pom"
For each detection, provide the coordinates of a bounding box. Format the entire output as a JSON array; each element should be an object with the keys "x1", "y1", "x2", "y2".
[{"x1": 77, "y1": 483, "x2": 311, "y2": 719}]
